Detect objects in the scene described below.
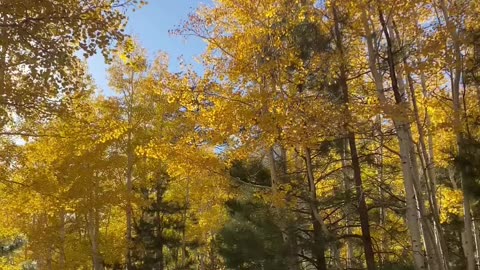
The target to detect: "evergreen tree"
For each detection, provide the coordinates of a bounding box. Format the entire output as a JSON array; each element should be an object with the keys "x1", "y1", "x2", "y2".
[
  {"x1": 133, "y1": 169, "x2": 198, "y2": 270},
  {"x1": 217, "y1": 199, "x2": 289, "y2": 270}
]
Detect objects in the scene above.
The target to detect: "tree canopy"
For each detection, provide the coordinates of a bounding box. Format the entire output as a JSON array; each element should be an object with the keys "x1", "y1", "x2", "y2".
[{"x1": 2, "y1": 0, "x2": 480, "y2": 270}]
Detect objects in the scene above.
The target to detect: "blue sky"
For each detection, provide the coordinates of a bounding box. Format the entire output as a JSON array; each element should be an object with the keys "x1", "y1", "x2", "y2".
[{"x1": 88, "y1": 0, "x2": 211, "y2": 95}]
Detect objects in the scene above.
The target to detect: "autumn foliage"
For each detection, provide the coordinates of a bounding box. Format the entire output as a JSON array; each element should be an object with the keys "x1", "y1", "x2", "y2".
[{"x1": 1, "y1": 0, "x2": 480, "y2": 270}]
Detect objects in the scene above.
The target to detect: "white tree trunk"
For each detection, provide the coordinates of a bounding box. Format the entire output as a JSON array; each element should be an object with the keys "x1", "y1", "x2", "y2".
[
  {"x1": 473, "y1": 218, "x2": 480, "y2": 267},
  {"x1": 361, "y1": 9, "x2": 426, "y2": 269},
  {"x1": 437, "y1": 1, "x2": 476, "y2": 269}
]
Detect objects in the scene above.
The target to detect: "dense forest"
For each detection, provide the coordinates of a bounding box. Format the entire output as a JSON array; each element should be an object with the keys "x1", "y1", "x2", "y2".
[{"x1": 1, "y1": 0, "x2": 480, "y2": 269}]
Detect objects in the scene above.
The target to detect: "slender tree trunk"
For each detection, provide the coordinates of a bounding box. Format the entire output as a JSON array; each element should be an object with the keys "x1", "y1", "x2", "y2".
[
  {"x1": 437, "y1": 1, "x2": 476, "y2": 268},
  {"x1": 348, "y1": 133, "x2": 377, "y2": 270},
  {"x1": 305, "y1": 147, "x2": 328, "y2": 270},
  {"x1": 333, "y1": 6, "x2": 376, "y2": 269},
  {"x1": 155, "y1": 181, "x2": 165, "y2": 270},
  {"x1": 361, "y1": 8, "x2": 426, "y2": 269},
  {"x1": 379, "y1": 7, "x2": 443, "y2": 270},
  {"x1": 280, "y1": 146, "x2": 302, "y2": 270},
  {"x1": 125, "y1": 69, "x2": 136, "y2": 270},
  {"x1": 407, "y1": 69, "x2": 449, "y2": 270},
  {"x1": 378, "y1": 6, "x2": 442, "y2": 269},
  {"x1": 381, "y1": 10, "x2": 444, "y2": 268},
  {"x1": 41, "y1": 213, "x2": 53, "y2": 270},
  {"x1": 0, "y1": 27, "x2": 8, "y2": 109},
  {"x1": 88, "y1": 209, "x2": 103, "y2": 270},
  {"x1": 408, "y1": 138, "x2": 443, "y2": 270},
  {"x1": 125, "y1": 133, "x2": 134, "y2": 269},
  {"x1": 473, "y1": 218, "x2": 480, "y2": 267},
  {"x1": 88, "y1": 175, "x2": 104, "y2": 270},
  {"x1": 59, "y1": 210, "x2": 67, "y2": 269},
  {"x1": 395, "y1": 55, "x2": 443, "y2": 270},
  {"x1": 374, "y1": 115, "x2": 388, "y2": 265},
  {"x1": 181, "y1": 180, "x2": 190, "y2": 268},
  {"x1": 461, "y1": 193, "x2": 476, "y2": 270},
  {"x1": 341, "y1": 138, "x2": 356, "y2": 269}
]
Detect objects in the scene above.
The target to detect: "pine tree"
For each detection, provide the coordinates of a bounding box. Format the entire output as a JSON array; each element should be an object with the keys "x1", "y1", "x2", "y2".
[{"x1": 133, "y1": 169, "x2": 198, "y2": 270}]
